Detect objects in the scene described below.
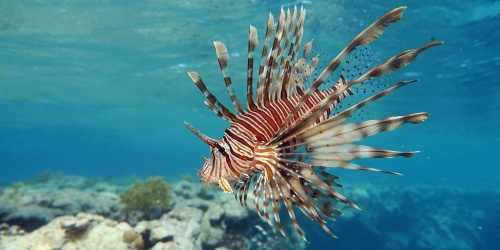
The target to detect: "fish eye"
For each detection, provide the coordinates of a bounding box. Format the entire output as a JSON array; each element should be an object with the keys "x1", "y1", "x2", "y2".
[
  {"x1": 212, "y1": 141, "x2": 229, "y2": 158},
  {"x1": 212, "y1": 145, "x2": 225, "y2": 158},
  {"x1": 218, "y1": 147, "x2": 226, "y2": 153}
]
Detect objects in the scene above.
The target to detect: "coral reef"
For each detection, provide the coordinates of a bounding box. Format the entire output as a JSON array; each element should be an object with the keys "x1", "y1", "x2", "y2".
[
  {"x1": 0, "y1": 172, "x2": 124, "y2": 232},
  {"x1": 0, "y1": 172, "x2": 498, "y2": 250},
  {"x1": 1, "y1": 213, "x2": 133, "y2": 250},
  {"x1": 305, "y1": 183, "x2": 498, "y2": 250},
  {"x1": 0, "y1": 175, "x2": 305, "y2": 250}
]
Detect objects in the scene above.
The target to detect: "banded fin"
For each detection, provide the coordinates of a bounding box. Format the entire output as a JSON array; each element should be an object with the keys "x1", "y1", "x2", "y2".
[
  {"x1": 300, "y1": 113, "x2": 429, "y2": 146},
  {"x1": 256, "y1": 6, "x2": 306, "y2": 106},
  {"x1": 256, "y1": 12, "x2": 276, "y2": 104},
  {"x1": 282, "y1": 40, "x2": 314, "y2": 98},
  {"x1": 246, "y1": 26, "x2": 258, "y2": 110},
  {"x1": 233, "y1": 174, "x2": 256, "y2": 207},
  {"x1": 214, "y1": 42, "x2": 244, "y2": 114},
  {"x1": 269, "y1": 41, "x2": 441, "y2": 146},
  {"x1": 350, "y1": 42, "x2": 444, "y2": 85},
  {"x1": 265, "y1": 112, "x2": 429, "y2": 237},
  {"x1": 187, "y1": 72, "x2": 237, "y2": 122},
  {"x1": 273, "y1": 7, "x2": 408, "y2": 141},
  {"x1": 280, "y1": 144, "x2": 416, "y2": 162}
]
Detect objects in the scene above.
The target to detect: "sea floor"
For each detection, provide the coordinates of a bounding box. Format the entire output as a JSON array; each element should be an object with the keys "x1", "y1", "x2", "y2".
[{"x1": 0, "y1": 171, "x2": 498, "y2": 250}]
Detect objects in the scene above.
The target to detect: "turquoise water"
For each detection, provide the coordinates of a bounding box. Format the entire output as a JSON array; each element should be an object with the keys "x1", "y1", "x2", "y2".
[{"x1": 1, "y1": 0, "x2": 498, "y2": 248}]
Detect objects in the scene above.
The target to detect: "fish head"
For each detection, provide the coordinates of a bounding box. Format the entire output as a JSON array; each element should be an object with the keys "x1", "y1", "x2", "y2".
[{"x1": 184, "y1": 122, "x2": 234, "y2": 191}]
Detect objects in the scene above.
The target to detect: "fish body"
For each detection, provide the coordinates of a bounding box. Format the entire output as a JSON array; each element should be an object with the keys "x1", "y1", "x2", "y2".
[{"x1": 185, "y1": 6, "x2": 442, "y2": 240}]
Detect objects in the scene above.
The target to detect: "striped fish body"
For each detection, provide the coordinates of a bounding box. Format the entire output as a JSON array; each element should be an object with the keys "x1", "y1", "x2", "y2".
[
  {"x1": 215, "y1": 86, "x2": 346, "y2": 177},
  {"x1": 185, "y1": 6, "x2": 442, "y2": 241}
]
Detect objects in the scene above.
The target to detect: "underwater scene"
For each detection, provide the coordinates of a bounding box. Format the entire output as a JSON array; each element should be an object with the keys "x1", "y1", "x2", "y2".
[{"x1": 0, "y1": 0, "x2": 498, "y2": 249}]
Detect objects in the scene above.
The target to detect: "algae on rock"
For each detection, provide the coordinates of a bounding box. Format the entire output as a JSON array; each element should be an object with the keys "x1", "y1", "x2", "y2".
[{"x1": 119, "y1": 176, "x2": 173, "y2": 214}]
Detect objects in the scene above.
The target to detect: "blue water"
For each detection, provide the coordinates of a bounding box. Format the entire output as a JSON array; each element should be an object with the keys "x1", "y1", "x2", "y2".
[{"x1": 0, "y1": 0, "x2": 498, "y2": 248}]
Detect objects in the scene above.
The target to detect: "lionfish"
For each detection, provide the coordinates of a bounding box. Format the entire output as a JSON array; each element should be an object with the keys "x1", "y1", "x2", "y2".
[{"x1": 185, "y1": 6, "x2": 442, "y2": 240}]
